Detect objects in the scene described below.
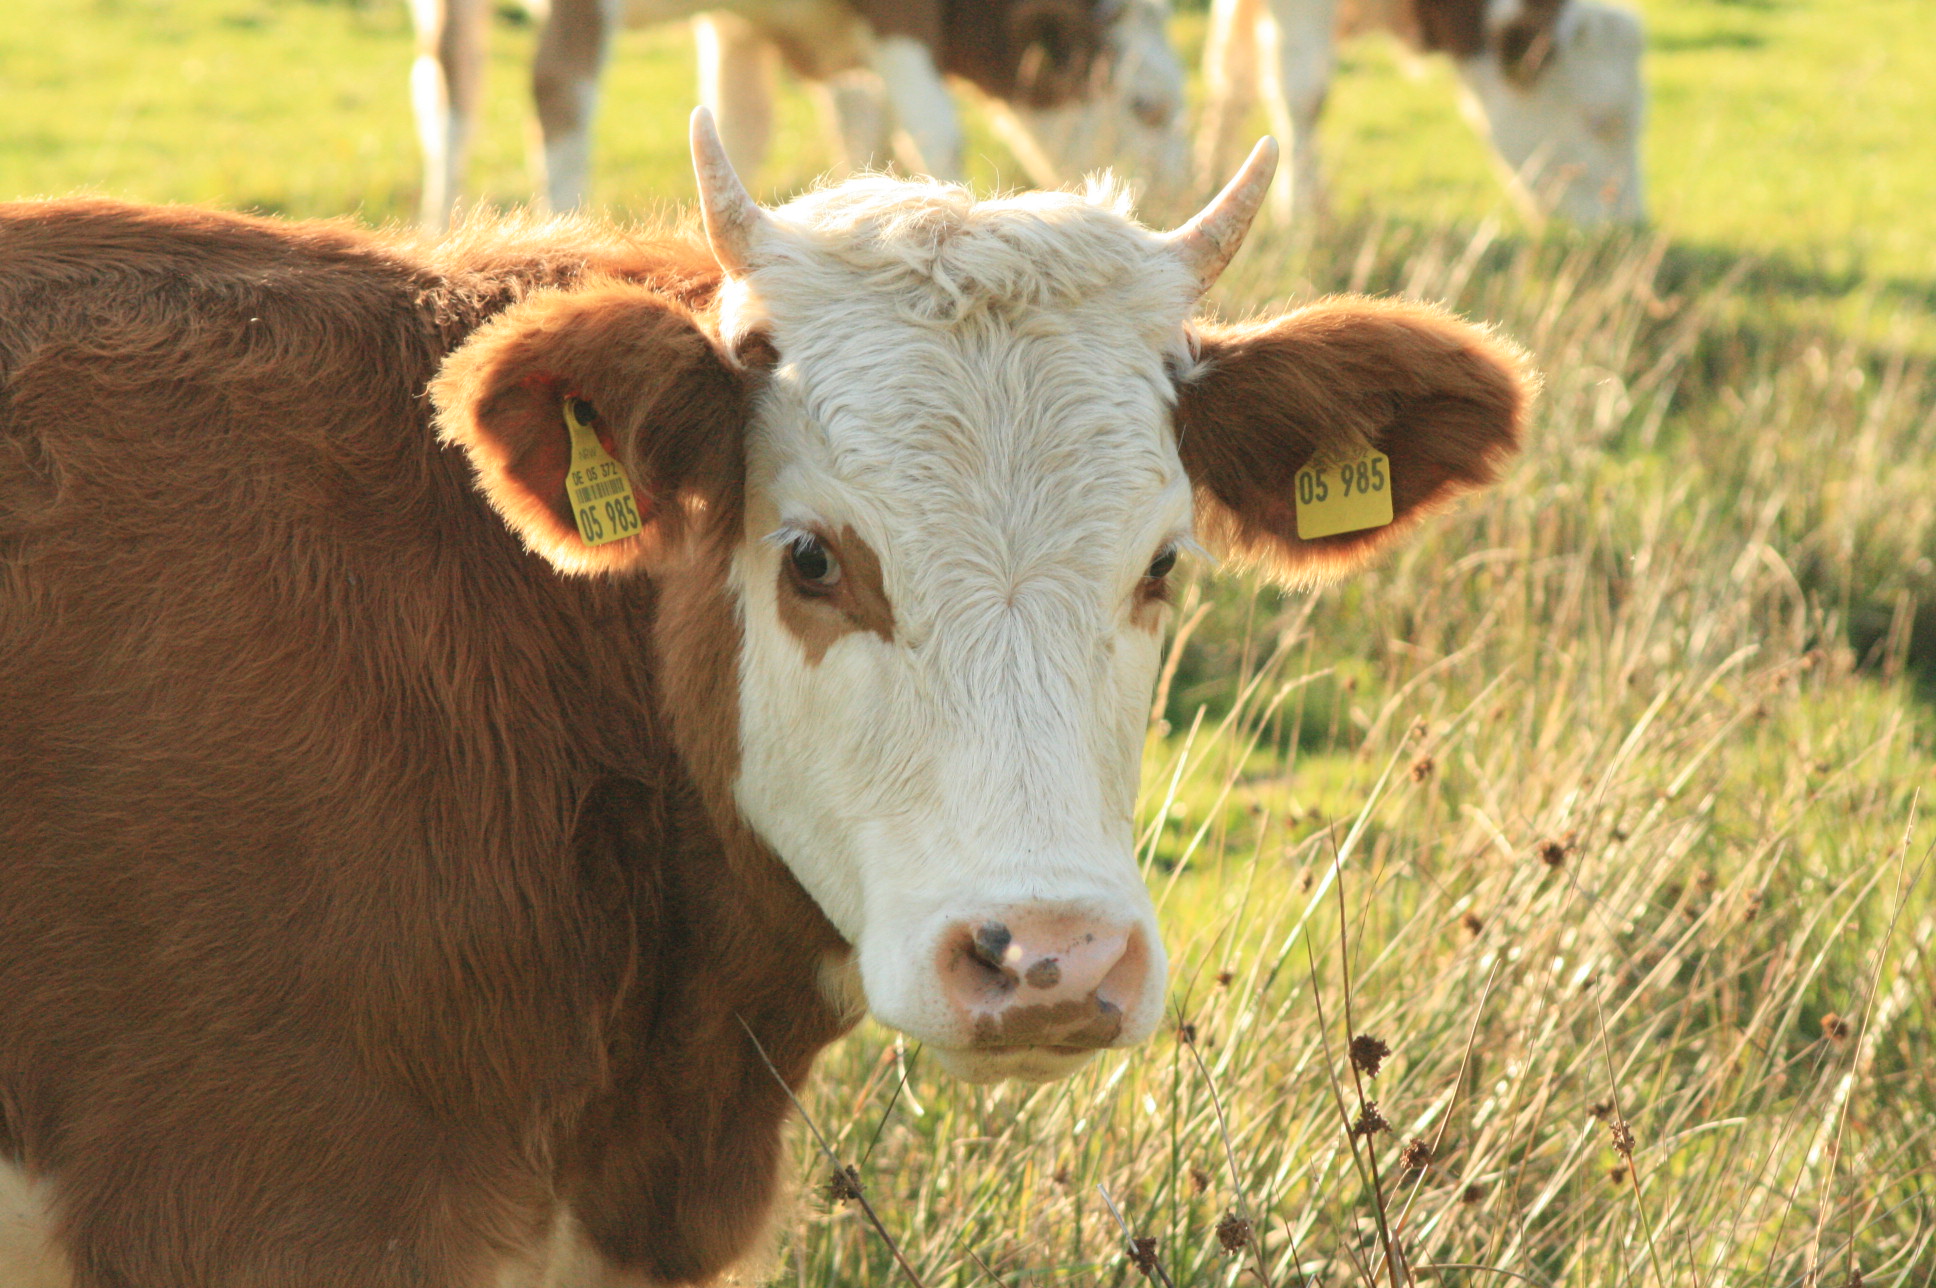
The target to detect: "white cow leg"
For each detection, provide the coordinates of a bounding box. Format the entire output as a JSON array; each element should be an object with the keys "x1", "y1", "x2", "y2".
[
  {"x1": 812, "y1": 71, "x2": 893, "y2": 175},
  {"x1": 870, "y1": 35, "x2": 962, "y2": 180},
  {"x1": 1451, "y1": 60, "x2": 1552, "y2": 225},
  {"x1": 410, "y1": 0, "x2": 487, "y2": 232},
  {"x1": 694, "y1": 13, "x2": 779, "y2": 181},
  {"x1": 532, "y1": 0, "x2": 619, "y2": 213},
  {"x1": 1257, "y1": 0, "x2": 1336, "y2": 223},
  {"x1": 1194, "y1": 0, "x2": 1264, "y2": 198}
]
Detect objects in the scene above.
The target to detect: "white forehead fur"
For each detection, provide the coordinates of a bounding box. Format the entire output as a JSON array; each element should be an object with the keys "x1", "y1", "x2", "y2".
[{"x1": 722, "y1": 175, "x2": 1197, "y2": 333}]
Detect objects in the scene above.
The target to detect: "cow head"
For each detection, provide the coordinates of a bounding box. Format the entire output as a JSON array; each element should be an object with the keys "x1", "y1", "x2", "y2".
[
  {"x1": 986, "y1": 0, "x2": 1191, "y2": 199},
  {"x1": 1463, "y1": 0, "x2": 1648, "y2": 224},
  {"x1": 436, "y1": 110, "x2": 1530, "y2": 1084}
]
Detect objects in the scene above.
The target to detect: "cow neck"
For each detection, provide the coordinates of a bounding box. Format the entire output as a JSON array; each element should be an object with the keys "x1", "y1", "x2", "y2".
[{"x1": 556, "y1": 527, "x2": 857, "y2": 1282}]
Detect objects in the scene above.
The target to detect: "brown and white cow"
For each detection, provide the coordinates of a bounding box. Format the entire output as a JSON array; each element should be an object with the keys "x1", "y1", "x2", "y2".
[
  {"x1": 1197, "y1": 0, "x2": 1647, "y2": 225},
  {"x1": 0, "y1": 111, "x2": 1529, "y2": 1285},
  {"x1": 412, "y1": 0, "x2": 1189, "y2": 231}
]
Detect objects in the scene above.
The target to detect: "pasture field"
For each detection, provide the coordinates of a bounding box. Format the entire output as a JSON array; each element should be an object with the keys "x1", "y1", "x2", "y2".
[
  {"x1": 4, "y1": 0, "x2": 1934, "y2": 279},
  {"x1": 5, "y1": 1, "x2": 1935, "y2": 1285}
]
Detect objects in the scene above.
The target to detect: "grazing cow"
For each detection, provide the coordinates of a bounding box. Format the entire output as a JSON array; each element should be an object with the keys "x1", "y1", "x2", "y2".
[
  {"x1": 0, "y1": 110, "x2": 1530, "y2": 1286},
  {"x1": 1197, "y1": 0, "x2": 1647, "y2": 225},
  {"x1": 412, "y1": 0, "x2": 1189, "y2": 231}
]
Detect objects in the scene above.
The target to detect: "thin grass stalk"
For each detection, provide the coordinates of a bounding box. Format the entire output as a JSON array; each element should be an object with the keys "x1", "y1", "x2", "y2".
[
  {"x1": 1098, "y1": 1184, "x2": 1180, "y2": 1288},
  {"x1": 1329, "y1": 846, "x2": 1407, "y2": 1288},
  {"x1": 737, "y1": 1017, "x2": 929, "y2": 1288},
  {"x1": 1180, "y1": 1020, "x2": 1281, "y2": 1288},
  {"x1": 1584, "y1": 989, "x2": 1668, "y2": 1288}
]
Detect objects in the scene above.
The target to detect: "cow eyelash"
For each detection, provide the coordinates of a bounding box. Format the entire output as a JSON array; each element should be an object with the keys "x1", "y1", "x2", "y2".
[{"x1": 1145, "y1": 536, "x2": 1204, "y2": 580}]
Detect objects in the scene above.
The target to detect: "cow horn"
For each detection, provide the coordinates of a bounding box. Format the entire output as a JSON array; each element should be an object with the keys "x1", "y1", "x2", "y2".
[
  {"x1": 690, "y1": 106, "x2": 763, "y2": 276},
  {"x1": 1162, "y1": 136, "x2": 1279, "y2": 295}
]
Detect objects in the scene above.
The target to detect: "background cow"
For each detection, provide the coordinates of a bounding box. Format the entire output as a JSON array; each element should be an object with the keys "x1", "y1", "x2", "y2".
[
  {"x1": 0, "y1": 112, "x2": 1528, "y2": 1285},
  {"x1": 1197, "y1": 0, "x2": 1647, "y2": 225},
  {"x1": 413, "y1": 0, "x2": 1189, "y2": 230}
]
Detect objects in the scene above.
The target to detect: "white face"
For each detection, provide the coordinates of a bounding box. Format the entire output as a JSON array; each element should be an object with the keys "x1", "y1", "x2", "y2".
[
  {"x1": 1465, "y1": 0, "x2": 1648, "y2": 224},
  {"x1": 989, "y1": 0, "x2": 1191, "y2": 197},
  {"x1": 719, "y1": 179, "x2": 1199, "y2": 1082}
]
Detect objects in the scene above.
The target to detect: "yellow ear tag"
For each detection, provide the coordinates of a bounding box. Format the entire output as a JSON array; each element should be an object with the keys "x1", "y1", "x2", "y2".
[
  {"x1": 563, "y1": 397, "x2": 644, "y2": 548},
  {"x1": 1294, "y1": 449, "x2": 1394, "y2": 540}
]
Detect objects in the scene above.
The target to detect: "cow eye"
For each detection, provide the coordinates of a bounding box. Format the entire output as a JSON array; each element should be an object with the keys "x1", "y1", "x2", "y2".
[
  {"x1": 1145, "y1": 544, "x2": 1178, "y2": 580},
  {"x1": 787, "y1": 533, "x2": 841, "y2": 591}
]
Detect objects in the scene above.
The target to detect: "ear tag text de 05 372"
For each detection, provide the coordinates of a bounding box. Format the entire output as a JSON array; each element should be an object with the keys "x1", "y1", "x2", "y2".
[
  {"x1": 563, "y1": 397, "x2": 644, "y2": 547},
  {"x1": 1294, "y1": 449, "x2": 1393, "y2": 540}
]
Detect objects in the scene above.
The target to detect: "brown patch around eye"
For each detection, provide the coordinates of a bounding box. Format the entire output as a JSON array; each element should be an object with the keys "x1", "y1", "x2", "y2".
[
  {"x1": 775, "y1": 525, "x2": 896, "y2": 665},
  {"x1": 1131, "y1": 575, "x2": 1172, "y2": 633}
]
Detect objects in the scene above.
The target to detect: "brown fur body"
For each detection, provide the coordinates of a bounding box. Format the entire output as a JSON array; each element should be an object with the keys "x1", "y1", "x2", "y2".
[
  {"x1": 781, "y1": 0, "x2": 1110, "y2": 108},
  {"x1": 1342, "y1": 0, "x2": 1566, "y2": 81},
  {"x1": 0, "y1": 201, "x2": 850, "y2": 1288}
]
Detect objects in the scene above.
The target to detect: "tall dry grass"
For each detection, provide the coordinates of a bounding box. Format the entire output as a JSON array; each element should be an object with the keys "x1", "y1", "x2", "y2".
[{"x1": 769, "y1": 221, "x2": 1936, "y2": 1287}]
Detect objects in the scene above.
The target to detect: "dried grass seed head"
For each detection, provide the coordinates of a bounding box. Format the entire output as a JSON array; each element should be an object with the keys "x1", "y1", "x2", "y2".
[
  {"x1": 1352, "y1": 1101, "x2": 1391, "y2": 1137},
  {"x1": 824, "y1": 1164, "x2": 863, "y2": 1205},
  {"x1": 1349, "y1": 1033, "x2": 1391, "y2": 1078}
]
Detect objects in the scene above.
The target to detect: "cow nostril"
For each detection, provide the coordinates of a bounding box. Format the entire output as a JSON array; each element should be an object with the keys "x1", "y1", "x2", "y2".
[
  {"x1": 1024, "y1": 958, "x2": 1061, "y2": 990},
  {"x1": 969, "y1": 921, "x2": 1012, "y2": 971}
]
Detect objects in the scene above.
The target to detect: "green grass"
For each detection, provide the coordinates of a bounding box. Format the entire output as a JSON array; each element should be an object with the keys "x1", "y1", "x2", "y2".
[
  {"x1": 5, "y1": 1, "x2": 1934, "y2": 1284},
  {"x1": 6, "y1": 0, "x2": 1935, "y2": 279}
]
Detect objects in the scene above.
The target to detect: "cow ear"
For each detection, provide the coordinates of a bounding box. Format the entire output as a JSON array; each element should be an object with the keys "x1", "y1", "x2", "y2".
[
  {"x1": 433, "y1": 282, "x2": 748, "y2": 575},
  {"x1": 1174, "y1": 297, "x2": 1535, "y2": 583}
]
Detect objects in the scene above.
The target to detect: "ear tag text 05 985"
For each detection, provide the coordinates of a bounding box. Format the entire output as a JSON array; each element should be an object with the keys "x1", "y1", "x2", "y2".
[
  {"x1": 1294, "y1": 449, "x2": 1393, "y2": 540},
  {"x1": 563, "y1": 397, "x2": 644, "y2": 547}
]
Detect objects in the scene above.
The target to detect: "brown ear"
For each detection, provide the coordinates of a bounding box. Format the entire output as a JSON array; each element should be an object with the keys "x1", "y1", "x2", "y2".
[
  {"x1": 432, "y1": 282, "x2": 748, "y2": 575},
  {"x1": 1174, "y1": 297, "x2": 1535, "y2": 583}
]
